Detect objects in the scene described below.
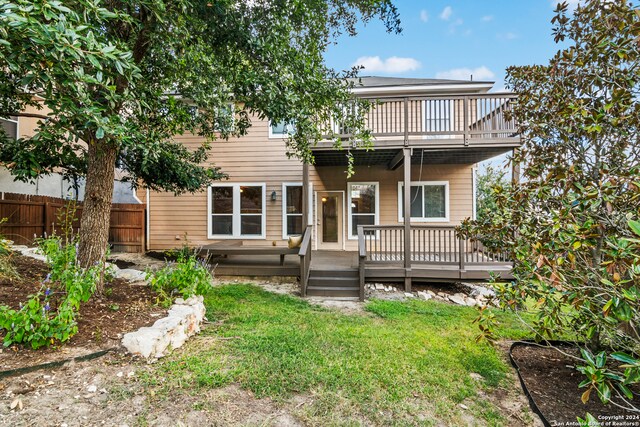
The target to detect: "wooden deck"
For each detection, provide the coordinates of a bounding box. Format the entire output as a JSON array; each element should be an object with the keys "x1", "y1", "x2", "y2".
[{"x1": 204, "y1": 225, "x2": 513, "y2": 300}]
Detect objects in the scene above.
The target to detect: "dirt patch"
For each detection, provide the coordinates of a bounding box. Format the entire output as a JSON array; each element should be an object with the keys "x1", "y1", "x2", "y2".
[
  {"x1": 0, "y1": 254, "x2": 165, "y2": 372},
  {"x1": 0, "y1": 353, "x2": 303, "y2": 427},
  {"x1": 511, "y1": 343, "x2": 640, "y2": 424}
]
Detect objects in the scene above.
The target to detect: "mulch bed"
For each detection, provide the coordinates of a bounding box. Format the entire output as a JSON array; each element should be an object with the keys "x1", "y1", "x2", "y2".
[
  {"x1": 0, "y1": 254, "x2": 165, "y2": 372},
  {"x1": 511, "y1": 343, "x2": 640, "y2": 425}
]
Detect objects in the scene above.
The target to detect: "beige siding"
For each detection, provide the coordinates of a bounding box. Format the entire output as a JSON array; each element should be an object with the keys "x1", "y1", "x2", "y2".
[{"x1": 147, "y1": 115, "x2": 475, "y2": 250}]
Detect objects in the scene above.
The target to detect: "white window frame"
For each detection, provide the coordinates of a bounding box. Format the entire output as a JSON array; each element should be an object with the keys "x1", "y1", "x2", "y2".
[
  {"x1": 281, "y1": 182, "x2": 313, "y2": 239},
  {"x1": 397, "y1": 181, "x2": 449, "y2": 223},
  {"x1": 214, "y1": 102, "x2": 235, "y2": 132},
  {"x1": 0, "y1": 116, "x2": 19, "y2": 139},
  {"x1": 347, "y1": 182, "x2": 380, "y2": 239},
  {"x1": 268, "y1": 120, "x2": 295, "y2": 139},
  {"x1": 207, "y1": 183, "x2": 266, "y2": 239},
  {"x1": 422, "y1": 99, "x2": 455, "y2": 139}
]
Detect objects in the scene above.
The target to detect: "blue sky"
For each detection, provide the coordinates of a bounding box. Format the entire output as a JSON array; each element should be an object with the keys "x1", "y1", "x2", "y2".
[{"x1": 325, "y1": 0, "x2": 574, "y2": 91}]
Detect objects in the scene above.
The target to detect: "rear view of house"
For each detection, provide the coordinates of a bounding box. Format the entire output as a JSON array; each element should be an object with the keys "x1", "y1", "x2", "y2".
[{"x1": 143, "y1": 76, "x2": 519, "y2": 299}]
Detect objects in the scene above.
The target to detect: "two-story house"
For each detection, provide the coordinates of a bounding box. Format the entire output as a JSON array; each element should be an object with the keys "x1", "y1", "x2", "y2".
[{"x1": 142, "y1": 76, "x2": 519, "y2": 299}]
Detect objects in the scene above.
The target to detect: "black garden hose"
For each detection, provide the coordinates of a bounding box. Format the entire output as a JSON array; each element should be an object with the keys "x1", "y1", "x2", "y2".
[{"x1": 0, "y1": 347, "x2": 118, "y2": 380}]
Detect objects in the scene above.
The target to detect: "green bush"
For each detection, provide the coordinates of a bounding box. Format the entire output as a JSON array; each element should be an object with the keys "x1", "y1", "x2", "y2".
[
  {"x1": 0, "y1": 236, "x2": 101, "y2": 349},
  {"x1": 147, "y1": 250, "x2": 213, "y2": 307}
]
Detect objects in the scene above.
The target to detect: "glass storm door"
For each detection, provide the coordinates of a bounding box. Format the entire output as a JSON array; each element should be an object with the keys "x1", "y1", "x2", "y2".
[{"x1": 318, "y1": 192, "x2": 343, "y2": 250}]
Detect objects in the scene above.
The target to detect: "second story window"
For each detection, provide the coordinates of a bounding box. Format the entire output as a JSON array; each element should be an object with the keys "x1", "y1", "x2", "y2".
[
  {"x1": 1, "y1": 116, "x2": 18, "y2": 139},
  {"x1": 269, "y1": 120, "x2": 295, "y2": 138},
  {"x1": 215, "y1": 103, "x2": 235, "y2": 132}
]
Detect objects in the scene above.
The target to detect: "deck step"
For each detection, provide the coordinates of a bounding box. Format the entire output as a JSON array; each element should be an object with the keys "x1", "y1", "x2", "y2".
[
  {"x1": 308, "y1": 276, "x2": 359, "y2": 287},
  {"x1": 306, "y1": 286, "x2": 360, "y2": 297},
  {"x1": 309, "y1": 268, "x2": 359, "y2": 278}
]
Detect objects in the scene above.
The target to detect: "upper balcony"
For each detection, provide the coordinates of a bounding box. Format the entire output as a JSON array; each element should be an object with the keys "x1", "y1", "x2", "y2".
[{"x1": 312, "y1": 93, "x2": 521, "y2": 167}]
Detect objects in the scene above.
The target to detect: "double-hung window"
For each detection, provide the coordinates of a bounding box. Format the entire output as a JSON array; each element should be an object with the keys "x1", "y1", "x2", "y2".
[
  {"x1": 269, "y1": 120, "x2": 295, "y2": 138},
  {"x1": 209, "y1": 184, "x2": 265, "y2": 238},
  {"x1": 348, "y1": 182, "x2": 379, "y2": 238},
  {"x1": 398, "y1": 181, "x2": 449, "y2": 222},
  {"x1": 282, "y1": 183, "x2": 313, "y2": 238}
]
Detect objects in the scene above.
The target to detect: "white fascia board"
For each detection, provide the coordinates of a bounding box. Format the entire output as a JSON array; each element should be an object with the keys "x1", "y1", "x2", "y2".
[{"x1": 350, "y1": 83, "x2": 494, "y2": 96}]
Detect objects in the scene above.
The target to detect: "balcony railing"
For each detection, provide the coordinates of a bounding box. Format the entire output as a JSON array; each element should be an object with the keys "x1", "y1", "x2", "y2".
[{"x1": 321, "y1": 94, "x2": 519, "y2": 147}]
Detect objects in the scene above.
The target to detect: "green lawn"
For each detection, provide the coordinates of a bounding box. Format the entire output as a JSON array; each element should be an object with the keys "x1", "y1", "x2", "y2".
[{"x1": 143, "y1": 284, "x2": 533, "y2": 426}]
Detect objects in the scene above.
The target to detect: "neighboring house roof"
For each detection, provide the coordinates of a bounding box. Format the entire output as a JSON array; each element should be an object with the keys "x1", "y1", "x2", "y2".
[{"x1": 349, "y1": 75, "x2": 495, "y2": 96}]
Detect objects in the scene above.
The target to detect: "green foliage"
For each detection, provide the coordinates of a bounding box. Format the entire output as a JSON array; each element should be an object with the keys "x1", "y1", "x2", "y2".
[
  {"x1": 475, "y1": 165, "x2": 510, "y2": 224},
  {"x1": 0, "y1": 236, "x2": 100, "y2": 349},
  {"x1": 147, "y1": 250, "x2": 213, "y2": 307},
  {"x1": 140, "y1": 284, "x2": 531, "y2": 425},
  {"x1": 466, "y1": 0, "x2": 640, "y2": 412}
]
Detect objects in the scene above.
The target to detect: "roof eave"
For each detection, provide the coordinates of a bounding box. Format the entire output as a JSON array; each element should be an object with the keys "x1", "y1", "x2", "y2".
[{"x1": 351, "y1": 82, "x2": 494, "y2": 97}]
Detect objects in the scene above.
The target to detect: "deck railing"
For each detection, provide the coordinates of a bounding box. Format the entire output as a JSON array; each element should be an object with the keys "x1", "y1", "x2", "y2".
[
  {"x1": 298, "y1": 225, "x2": 313, "y2": 297},
  {"x1": 323, "y1": 94, "x2": 519, "y2": 145},
  {"x1": 357, "y1": 224, "x2": 512, "y2": 286}
]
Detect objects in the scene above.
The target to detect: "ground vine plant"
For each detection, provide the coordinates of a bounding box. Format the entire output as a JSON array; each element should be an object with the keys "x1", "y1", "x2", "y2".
[
  {"x1": 0, "y1": 236, "x2": 102, "y2": 349},
  {"x1": 463, "y1": 0, "x2": 640, "y2": 417}
]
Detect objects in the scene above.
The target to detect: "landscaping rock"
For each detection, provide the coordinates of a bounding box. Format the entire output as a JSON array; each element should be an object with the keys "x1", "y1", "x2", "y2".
[
  {"x1": 404, "y1": 292, "x2": 415, "y2": 298},
  {"x1": 448, "y1": 294, "x2": 467, "y2": 306},
  {"x1": 116, "y1": 268, "x2": 147, "y2": 282},
  {"x1": 122, "y1": 295, "x2": 205, "y2": 359},
  {"x1": 16, "y1": 247, "x2": 48, "y2": 262}
]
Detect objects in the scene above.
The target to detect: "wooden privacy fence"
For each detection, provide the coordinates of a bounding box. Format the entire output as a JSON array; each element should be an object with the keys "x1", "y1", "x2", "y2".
[{"x1": 0, "y1": 193, "x2": 145, "y2": 253}]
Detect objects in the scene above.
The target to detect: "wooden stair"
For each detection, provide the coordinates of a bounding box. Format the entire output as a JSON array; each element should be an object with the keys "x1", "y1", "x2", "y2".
[{"x1": 306, "y1": 268, "x2": 360, "y2": 298}]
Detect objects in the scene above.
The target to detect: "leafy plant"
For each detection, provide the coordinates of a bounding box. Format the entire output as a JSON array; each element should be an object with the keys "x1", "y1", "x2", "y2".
[
  {"x1": 147, "y1": 249, "x2": 213, "y2": 307},
  {"x1": 465, "y1": 0, "x2": 640, "y2": 413},
  {"x1": 0, "y1": 235, "x2": 101, "y2": 349}
]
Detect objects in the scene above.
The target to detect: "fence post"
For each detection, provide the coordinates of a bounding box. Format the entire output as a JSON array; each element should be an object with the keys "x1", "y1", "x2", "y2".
[{"x1": 43, "y1": 202, "x2": 52, "y2": 238}]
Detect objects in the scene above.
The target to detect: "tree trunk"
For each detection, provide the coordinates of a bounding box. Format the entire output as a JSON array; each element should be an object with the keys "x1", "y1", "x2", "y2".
[{"x1": 78, "y1": 141, "x2": 117, "y2": 290}]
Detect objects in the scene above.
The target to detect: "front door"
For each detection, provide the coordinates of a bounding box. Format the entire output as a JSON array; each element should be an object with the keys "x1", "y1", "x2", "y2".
[{"x1": 317, "y1": 192, "x2": 343, "y2": 250}]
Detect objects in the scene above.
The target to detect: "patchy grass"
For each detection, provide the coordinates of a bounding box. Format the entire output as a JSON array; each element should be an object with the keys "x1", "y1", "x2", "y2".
[{"x1": 142, "y1": 284, "x2": 532, "y2": 426}]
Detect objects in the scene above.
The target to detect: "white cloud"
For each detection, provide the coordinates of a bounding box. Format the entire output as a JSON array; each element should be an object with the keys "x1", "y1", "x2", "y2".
[
  {"x1": 420, "y1": 10, "x2": 429, "y2": 22},
  {"x1": 449, "y1": 18, "x2": 464, "y2": 34},
  {"x1": 352, "y1": 56, "x2": 422, "y2": 74},
  {"x1": 481, "y1": 15, "x2": 494, "y2": 22},
  {"x1": 439, "y1": 6, "x2": 453, "y2": 21},
  {"x1": 435, "y1": 66, "x2": 495, "y2": 81}
]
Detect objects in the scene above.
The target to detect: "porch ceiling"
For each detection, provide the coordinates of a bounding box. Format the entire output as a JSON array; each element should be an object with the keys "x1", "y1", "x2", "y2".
[{"x1": 312, "y1": 146, "x2": 515, "y2": 168}]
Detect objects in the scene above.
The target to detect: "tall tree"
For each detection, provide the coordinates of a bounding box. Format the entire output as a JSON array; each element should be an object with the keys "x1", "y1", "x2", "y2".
[
  {"x1": 466, "y1": 0, "x2": 640, "y2": 411},
  {"x1": 0, "y1": 0, "x2": 400, "y2": 274}
]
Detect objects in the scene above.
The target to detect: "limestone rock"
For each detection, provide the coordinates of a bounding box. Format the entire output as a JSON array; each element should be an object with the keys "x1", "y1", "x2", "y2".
[
  {"x1": 448, "y1": 294, "x2": 467, "y2": 305},
  {"x1": 122, "y1": 295, "x2": 206, "y2": 359},
  {"x1": 116, "y1": 268, "x2": 147, "y2": 282}
]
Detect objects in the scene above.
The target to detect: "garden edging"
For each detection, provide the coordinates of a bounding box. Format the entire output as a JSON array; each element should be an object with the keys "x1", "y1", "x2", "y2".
[{"x1": 121, "y1": 295, "x2": 206, "y2": 359}]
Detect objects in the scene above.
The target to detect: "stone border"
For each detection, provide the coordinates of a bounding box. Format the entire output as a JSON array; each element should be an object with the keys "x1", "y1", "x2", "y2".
[
  {"x1": 121, "y1": 296, "x2": 206, "y2": 359},
  {"x1": 365, "y1": 281, "x2": 496, "y2": 307}
]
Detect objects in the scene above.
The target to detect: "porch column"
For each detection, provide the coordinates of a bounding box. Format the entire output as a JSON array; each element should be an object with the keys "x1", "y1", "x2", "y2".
[
  {"x1": 302, "y1": 162, "x2": 310, "y2": 228},
  {"x1": 403, "y1": 147, "x2": 412, "y2": 292}
]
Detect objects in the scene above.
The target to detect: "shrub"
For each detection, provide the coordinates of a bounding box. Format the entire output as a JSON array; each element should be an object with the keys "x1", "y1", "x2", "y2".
[
  {"x1": 147, "y1": 249, "x2": 213, "y2": 307},
  {"x1": 0, "y1": 236, "x2": 101, "y2": 349}
]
